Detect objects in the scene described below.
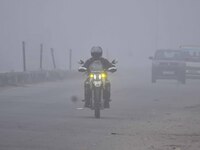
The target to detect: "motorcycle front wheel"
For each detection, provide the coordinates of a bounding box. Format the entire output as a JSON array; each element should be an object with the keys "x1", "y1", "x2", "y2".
[{"x1": 94, "y1": 87, "x2": 101, "y2": 118}]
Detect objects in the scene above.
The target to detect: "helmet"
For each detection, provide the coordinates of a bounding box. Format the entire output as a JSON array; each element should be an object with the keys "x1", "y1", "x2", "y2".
[{"x1": 91, "y1": 46, "x2": 103, "y2": 58}]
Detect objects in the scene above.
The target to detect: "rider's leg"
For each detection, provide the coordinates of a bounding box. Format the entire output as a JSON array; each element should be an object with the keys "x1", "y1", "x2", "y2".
[
  {"x1": 103, "y1": 80, "x2": 111, "y2": 108},
  {"x1": 84, "y1": 79, "x2": 91, "y2": 107}
]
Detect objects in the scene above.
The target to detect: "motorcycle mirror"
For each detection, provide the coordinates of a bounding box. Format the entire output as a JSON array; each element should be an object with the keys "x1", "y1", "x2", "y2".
[
  {"x1": 78, "y1": 60, "x2": 85, "y2": 64},
  {"x1": 78, "y1": 67, "x2": 87, "y2": 72},
  {"x1": 108, "y1": 67, "x2": 117, "y2": 73},
  {"x1": 111, "y1": 59, "x2": 118, "y2": 64}
]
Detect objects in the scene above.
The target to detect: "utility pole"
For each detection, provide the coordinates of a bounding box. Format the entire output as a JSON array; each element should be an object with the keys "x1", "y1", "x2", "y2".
[
  {"x1": 155, "y1": 0, "x2": 159, "y2": 50},
  {"x1": 69, "y1": 49, "x2": 72, "y2": 71},
  {"x1": 40, "y1": 44, "x2": 43, "y2": 70},
  {"x1": 22, "y1": 41, "x2": 26, "y2": 72},
  {"x1": 106, "y1": 49, "x2": 109, "y2": 60},
  {"x1": 51, "y1": 48, "x2": 56, "y2": 69}
]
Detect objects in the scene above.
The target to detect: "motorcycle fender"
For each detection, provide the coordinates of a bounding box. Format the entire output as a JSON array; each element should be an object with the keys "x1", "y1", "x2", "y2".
[{"x1": 93, "y1": 81, "x2": 102, "y2": 87}]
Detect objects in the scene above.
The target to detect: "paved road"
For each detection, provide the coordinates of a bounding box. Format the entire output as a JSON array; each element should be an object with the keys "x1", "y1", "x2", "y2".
[{"x1": 0, "y1": 68, "x2": 200, "y2": 150}]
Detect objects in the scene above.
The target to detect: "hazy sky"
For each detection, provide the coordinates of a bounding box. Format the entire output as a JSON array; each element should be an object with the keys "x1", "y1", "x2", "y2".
[{"x1": 0, "y1": 0, "x2": 200, "y2": 72}]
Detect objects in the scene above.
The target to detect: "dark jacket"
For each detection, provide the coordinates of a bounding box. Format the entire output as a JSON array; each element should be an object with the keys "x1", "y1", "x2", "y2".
[{"x1": 82, "y1": 57, "x2": 115, "y2": 70}]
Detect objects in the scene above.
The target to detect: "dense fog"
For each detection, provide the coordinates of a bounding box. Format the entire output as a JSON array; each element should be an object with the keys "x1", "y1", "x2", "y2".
[
  {"x1": 1, "y1": 1, "x2": 200, "y2": 149},
  {"x1": 0, "y1": 0, "x2": 200, "y2": 72}
]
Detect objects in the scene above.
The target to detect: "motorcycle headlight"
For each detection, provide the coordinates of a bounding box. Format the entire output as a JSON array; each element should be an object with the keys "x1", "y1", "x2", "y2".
[
  {"x1": 101, "y1": 73, "x2": 107, "y2": 78},
  {"x1": 94, "y1": 74, "x2": 97, "y2": 80},
  {"x1": 89, "y1": 73, "x2": 107, "y2": 79},
  {"x1": 89, "y1": 73, "x2": 94, "y2": 78},
  {"x1": 99, "y1": 74, "x2": 102, "y2": 80}
]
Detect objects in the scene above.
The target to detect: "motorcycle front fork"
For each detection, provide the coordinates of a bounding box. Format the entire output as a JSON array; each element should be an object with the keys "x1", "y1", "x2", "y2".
[{"x1": 84, "y1": 81, "x2": 110, "y2": 105}]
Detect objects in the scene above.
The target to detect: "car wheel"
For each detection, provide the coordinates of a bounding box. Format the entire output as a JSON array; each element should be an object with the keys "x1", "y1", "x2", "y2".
[
  {"x1": 178, "y1": 70, "x2": 186, "y2": 84},
  {"x1": 152, "y1": 75, "x2": 156, "y2": 83},
  {"x1": 180, "y1": 76, "x2": 186, "y2": 84},
  {"x1": 152, "y1": 68, "x2": 157, "y2": 83}
]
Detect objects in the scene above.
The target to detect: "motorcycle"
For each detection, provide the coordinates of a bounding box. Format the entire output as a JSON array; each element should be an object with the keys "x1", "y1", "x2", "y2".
[{"x1": 79, "y1": 59, "x2": 117, "y2": 118}]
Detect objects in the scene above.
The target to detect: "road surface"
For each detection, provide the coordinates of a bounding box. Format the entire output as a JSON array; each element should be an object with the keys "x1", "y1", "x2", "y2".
[{"x1": 0, "y1": 68, "x2": 200, "y2": 150}]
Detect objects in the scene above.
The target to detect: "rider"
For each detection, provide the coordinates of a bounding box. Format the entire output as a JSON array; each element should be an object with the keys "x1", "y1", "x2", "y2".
[{"x1": 78, "y1": 46, "x2": 117, "y2": 108}]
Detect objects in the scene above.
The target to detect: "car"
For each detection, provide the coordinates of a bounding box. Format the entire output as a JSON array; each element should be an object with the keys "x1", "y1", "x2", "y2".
[
  {"x1": 180, "y1": 46, "x2": 200, "y2": 79},
  {"x1": 149, "y1": 49, "x2": 186, "y2": 84}
]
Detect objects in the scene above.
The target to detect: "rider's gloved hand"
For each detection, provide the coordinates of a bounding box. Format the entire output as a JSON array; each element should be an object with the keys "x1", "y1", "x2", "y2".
[
  {"x1": 78, "y1": 66, "x2": 87, "y2": 72},
  {"x1": 108, "y1": 67, "x2": 117, "y2": 73}
]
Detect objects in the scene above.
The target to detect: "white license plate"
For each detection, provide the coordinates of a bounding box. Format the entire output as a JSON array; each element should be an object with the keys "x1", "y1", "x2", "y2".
[
  {"x1": 187, "y1": 70, "x2": 200, "y2": 74},
  {"x1": 163, "y1": 71, "x2": 174, "y2": 75}
]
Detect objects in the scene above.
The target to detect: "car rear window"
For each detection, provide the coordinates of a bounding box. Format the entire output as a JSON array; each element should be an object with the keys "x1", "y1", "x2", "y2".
[
  {"x1": 155, "y1": 51, "x2": 182, "y2": 60},
  {"x1": 181, "y1": 49, "x2": 200, "y2": 62}
]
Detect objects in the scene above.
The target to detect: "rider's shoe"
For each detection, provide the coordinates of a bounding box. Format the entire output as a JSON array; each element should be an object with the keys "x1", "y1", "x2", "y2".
[
  {"x1": 84, "y1": 103, "x2": 90, "y2": 108},
  {"x1": 104, "y1": 101, "x2": 110, "y2": 108},
  {"x1": 84, "y1": 99, "x2": 90, "y2": 108}
]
